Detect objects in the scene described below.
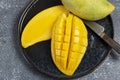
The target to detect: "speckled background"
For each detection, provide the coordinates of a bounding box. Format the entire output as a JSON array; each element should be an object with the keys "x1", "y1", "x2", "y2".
[{"x1": 0, "y1": 0, "x2": 120, "y2": 80}]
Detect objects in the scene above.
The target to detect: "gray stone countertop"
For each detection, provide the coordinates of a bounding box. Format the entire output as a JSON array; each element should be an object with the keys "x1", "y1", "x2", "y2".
[{"x1": 0, "y1": 0, "x2": 120, "y2": 80}]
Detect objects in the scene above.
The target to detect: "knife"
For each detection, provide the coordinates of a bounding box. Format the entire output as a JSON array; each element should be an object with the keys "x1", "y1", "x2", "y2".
[{"x1": 84, "y1": 20, "x2": 120, "y2": 54}]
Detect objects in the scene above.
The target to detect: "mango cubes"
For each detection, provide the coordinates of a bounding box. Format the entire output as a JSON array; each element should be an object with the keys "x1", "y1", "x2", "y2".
[{"x1": 51, "y1": 13, "x2": 88, "y2": 76}]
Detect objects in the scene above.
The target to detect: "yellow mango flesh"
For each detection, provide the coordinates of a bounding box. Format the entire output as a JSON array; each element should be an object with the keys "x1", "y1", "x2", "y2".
[
  {"x1": 61, "y1": 0, "x2": 115, "y2": 21},
  {"x1": 51, "y1": 13, "x2": 88, "y2": 76},
  {"x1": 21, "y1": 6, "x2": 68, "y2": 48}
]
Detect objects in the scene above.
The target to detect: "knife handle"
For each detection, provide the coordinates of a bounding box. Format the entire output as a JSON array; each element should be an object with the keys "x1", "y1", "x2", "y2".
[{"x1": 100, "y1": 32, "x2": 120, "y2": 54}]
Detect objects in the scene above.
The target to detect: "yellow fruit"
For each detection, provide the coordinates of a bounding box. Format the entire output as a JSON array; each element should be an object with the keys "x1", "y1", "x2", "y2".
[
  {"x1": 61, "y1": 0, "x2": 115, "y2": 21},
  {"x1": 51, "y1": 13, "x2": 88, "y2": 76},
  {"x1": 21, "y1": 5, "x2": 68, "y2": 48}
]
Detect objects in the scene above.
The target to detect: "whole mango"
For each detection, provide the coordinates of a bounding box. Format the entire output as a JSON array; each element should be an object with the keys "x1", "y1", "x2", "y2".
[
  {"x1": 61, "y1": 0, "x2": 115, "y2": 21},
  {"x1": 51, "y1": 13, "x2": 88, "y2": 76}
]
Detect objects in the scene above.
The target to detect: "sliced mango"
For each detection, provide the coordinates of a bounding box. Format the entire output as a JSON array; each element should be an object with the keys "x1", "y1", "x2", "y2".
[
  {"x1": 51, "y1": 13, "x2": 88, "y2": 76},
  {"x1": 21, "y1": 5, "x2": 68, "y2": 48}
]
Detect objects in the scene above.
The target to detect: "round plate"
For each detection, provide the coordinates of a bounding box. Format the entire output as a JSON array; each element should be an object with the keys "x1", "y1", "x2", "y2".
[{"x1": 18, "y1": 0, "x2": 114, "y2": 79}]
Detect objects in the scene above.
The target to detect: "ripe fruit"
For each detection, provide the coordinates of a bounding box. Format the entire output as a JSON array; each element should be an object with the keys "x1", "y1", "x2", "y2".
[
  {"x1": 61, "y1": 0, "x2": 115, "y2": 21},
  {"x1": 51, "y1": 13, "x2": 88, "y2": 76},
  {"x1": 21, "y1": 6, "x2": 68, "y2": 48}
]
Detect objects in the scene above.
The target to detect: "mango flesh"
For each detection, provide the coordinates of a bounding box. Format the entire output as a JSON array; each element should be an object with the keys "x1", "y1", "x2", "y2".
[
  {"x1": 21, "y1": 6, "x2": 68, "y2": 48},
  {"x1": 61, "y1": 0, "x2": 115, "y2": 21},
  {"x1": 51, "y1": 13, "x2": 88, "y2": 76}
]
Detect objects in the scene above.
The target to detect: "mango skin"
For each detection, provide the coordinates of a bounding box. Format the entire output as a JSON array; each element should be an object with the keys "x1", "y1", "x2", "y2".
[
  {"x1": 62, "y1": 0, "x2": 115, "y2": 21},
  {"x1": 51, "y1": 13, "x2": 88, "y2": 76},
  {"x1": 21, "y1": 6, "x2": 68, "y2": 48}
]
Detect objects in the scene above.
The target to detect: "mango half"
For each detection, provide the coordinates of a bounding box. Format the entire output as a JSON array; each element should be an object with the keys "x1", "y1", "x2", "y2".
[
  {"x1": 61, "y1": 0, "x2": 115, "y2": 21},
  {"x1": 21, "y1": 6, "x2": 68, "y2": 48},
  {"x1": 51, "y1": 13, "x2": 88, "y2": 76}
]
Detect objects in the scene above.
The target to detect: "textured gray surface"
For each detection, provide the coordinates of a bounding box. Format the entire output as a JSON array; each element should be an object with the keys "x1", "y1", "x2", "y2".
[{"x1": 0, "y1": 0, "x2": 120, "y2": 80}]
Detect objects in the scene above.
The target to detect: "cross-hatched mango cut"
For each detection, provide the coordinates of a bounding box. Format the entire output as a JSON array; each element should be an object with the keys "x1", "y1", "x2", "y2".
[
  {"x1": 21, "y1": 6, "x2": 68, "y2": 48},
  {"x1": 51, "y1": 13, "x2": 88, "y2": 76}
]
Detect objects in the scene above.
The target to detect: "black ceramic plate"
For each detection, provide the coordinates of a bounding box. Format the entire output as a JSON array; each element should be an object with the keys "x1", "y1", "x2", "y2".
[{"x1": 18, "y1": 0, "x2": 114, "y2": 79}]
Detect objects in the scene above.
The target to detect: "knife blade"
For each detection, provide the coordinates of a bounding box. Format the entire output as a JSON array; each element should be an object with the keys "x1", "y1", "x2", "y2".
[{"x1": 84, "y1": 20, "x2": 120, "y2": 54}]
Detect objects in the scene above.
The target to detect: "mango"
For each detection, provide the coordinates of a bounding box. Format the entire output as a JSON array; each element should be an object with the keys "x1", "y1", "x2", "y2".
[
  {"x1": 51, "y1": 13, "x2": 88, "y2": 76},
  {"x1": 21, "y1": 6, "x2": 68, "y2": 48},
  {"x1": 61, "y1": 0, "x2": 115, "y2": 21}
]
